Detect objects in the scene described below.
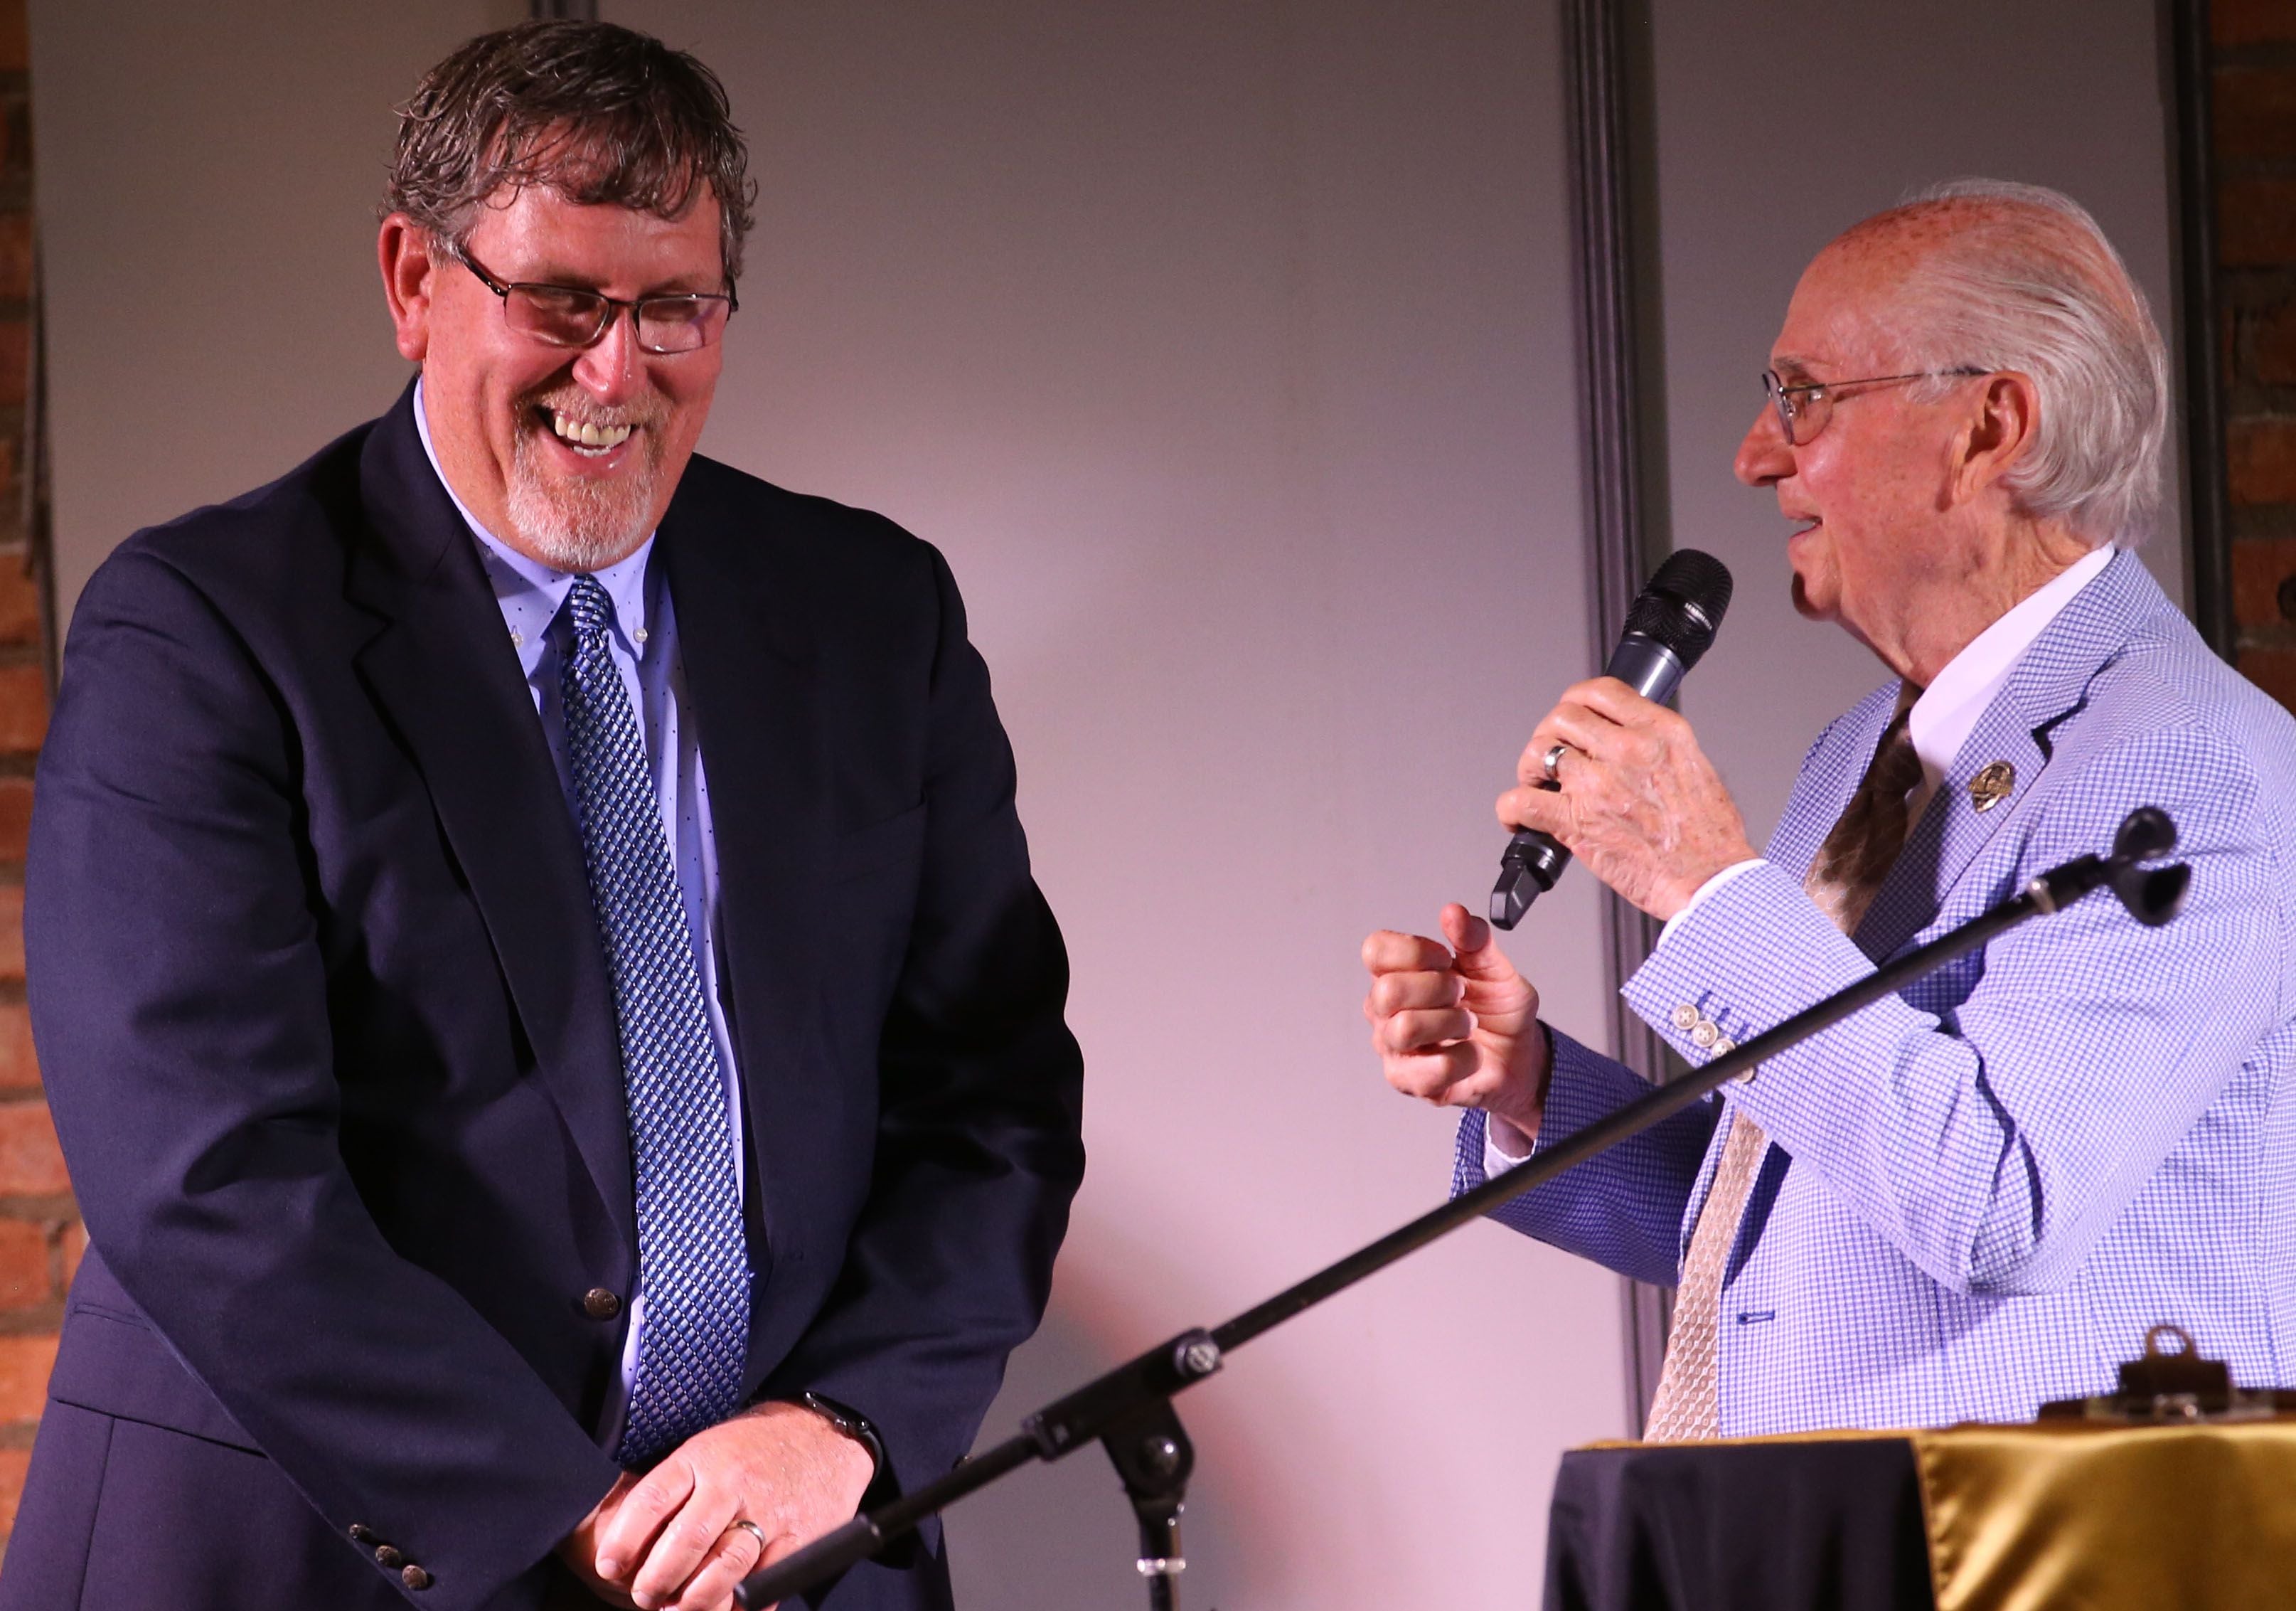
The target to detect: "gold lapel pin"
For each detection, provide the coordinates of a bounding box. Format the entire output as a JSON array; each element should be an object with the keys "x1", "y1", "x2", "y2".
[{"x1": 1968, "y1": 760, "x2": 2016, "y2": 812}]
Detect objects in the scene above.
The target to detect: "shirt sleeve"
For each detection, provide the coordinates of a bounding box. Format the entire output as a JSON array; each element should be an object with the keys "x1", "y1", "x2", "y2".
[{"x1": 1483, "y1": 1115, "x2": 1534, "y2": 1171}]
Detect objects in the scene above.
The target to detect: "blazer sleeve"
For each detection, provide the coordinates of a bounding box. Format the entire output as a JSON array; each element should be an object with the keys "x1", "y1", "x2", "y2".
[
  {"x1": 1620, "y1": 719, "x2": 2285, "y2": 1298},
  {"x1": 1453, "y1": 1030, "x2": 1717, "y2": 1288},
  {"x1": 756, "y1": 546, "x2": 1086, "y2": 1505},
  {"x1": 27, "y1": 548, "x2": 621, "y2": 1611}
]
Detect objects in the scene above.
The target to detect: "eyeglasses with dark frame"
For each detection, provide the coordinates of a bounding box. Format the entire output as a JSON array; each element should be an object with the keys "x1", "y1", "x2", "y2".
[
  {"x1": 447, "y1": 241, "x2": 738, "y2": 356},
  {"x1": 1761, "y1": 366, "x2": 1987, "y2": 446}
]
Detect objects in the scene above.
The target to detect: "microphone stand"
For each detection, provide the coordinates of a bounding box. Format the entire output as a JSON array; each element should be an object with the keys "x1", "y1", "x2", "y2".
[{"x1": 736, "y1": 807, "x2": 2189, "y2": 1610}]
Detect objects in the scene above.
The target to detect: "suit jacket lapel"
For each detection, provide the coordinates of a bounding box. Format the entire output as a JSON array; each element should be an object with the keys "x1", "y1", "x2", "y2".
[
  {"x1": 655, "y1": 479, "x2": 826, "y2": 1270},
  {"x1": 343, "y1": 385, "x2": 634, "y2": 1257},
  {"x1": 1853, "y1": 550, "x2": 2157, "y2": 961},
  {"x1": 1854, "y1": 702, "x2": 2046, "y2": 959}
]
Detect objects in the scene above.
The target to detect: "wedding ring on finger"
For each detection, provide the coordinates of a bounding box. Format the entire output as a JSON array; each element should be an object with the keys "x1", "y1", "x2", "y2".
[
  {"x1": 730, "y1": 1519, "x2": 767, "y2": 1553},
  {"x1": 1542, "y1": 741, "x2": 1574, "y2": 787}
]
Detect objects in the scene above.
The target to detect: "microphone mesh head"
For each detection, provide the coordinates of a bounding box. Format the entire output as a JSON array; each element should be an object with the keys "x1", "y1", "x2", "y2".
[{"x1": 1623, "y1": 548, "x2": 1733, "y2": 671}]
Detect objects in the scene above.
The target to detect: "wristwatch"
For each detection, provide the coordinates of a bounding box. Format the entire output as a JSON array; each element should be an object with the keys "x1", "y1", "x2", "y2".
[
  {"x1": 798, "y1": 1390, "x2": 887, "y2": 1478},
  {"x1": 793, "y1": 1391, "x2": 911, "y2": 1560}
]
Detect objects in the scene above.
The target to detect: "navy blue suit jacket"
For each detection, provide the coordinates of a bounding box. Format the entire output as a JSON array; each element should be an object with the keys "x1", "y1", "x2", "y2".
[{"x1": 2, "y1": 386, "x2": 1085, "y2": 1610}]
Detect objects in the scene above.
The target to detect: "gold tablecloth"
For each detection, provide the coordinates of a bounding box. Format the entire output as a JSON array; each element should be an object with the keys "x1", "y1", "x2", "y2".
[{"x1": 1913, "y1": 1418, "x2": 2296, "y2": 1611}]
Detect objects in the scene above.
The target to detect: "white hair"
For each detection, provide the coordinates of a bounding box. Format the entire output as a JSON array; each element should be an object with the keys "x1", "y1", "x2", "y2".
[{"x1": 1869, "y1": 178, "x2": 2168, "y2": 548}]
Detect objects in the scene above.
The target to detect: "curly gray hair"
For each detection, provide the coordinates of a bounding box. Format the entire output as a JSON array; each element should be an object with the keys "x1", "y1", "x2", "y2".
[{"x1": 383, "y1": 21, "x2": 756, "y2": 283}]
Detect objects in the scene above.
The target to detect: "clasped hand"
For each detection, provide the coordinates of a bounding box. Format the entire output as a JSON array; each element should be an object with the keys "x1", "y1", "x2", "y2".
[{"x1": 560, "y1": 1401, "x2": 875, "y2": 1611}]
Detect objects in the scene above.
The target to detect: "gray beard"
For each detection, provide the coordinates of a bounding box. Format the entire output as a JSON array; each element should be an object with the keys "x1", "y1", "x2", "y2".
[{"x1": 504, "y1": 427, "x2": 658, "y2": 572}]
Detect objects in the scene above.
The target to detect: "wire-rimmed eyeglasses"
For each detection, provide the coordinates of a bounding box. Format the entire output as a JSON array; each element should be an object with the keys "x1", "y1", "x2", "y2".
[
  {"x1": 1762, "y1": 366, "x2": 1987, "y2": 446},
  {"x1": 449, "y1": 242, "x2": 737, "y2": 356}
]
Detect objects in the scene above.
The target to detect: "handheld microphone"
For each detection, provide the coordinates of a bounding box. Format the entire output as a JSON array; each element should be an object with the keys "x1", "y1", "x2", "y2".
[{"x1": 1489, "y1": 549, "x2": 1734, "y2": 930}]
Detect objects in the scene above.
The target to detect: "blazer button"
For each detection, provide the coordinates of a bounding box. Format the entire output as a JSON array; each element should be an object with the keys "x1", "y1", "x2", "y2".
[
  {"x1": 375, "y1": 1545, "x2": 406, "y2": 1570},
  {"x1": 402, "y1": 1565, "x2": 433, "y2": 1591},
  {"x1": 582, "y1": 1287, "x2": 623, "y2": 1321},
  {"x1": 348, "y1": 1524, "x2": 378, "y2": 1545}
]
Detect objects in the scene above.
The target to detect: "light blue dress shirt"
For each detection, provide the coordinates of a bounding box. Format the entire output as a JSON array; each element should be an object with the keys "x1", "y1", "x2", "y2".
[{"x1": 413, "y1": 381, "x2": 747, "y2": 1442}]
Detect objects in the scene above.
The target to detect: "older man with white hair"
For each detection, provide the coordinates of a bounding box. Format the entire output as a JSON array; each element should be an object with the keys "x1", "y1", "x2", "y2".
[{"x1": 1365, "y1": 180, "x2": 2296, "y2": 1437}]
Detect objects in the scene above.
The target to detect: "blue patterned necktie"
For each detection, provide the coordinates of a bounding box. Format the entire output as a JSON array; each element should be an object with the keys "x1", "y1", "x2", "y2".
[{"x1": 560, "y1": 574, "x2": 749, "y2": 1468}]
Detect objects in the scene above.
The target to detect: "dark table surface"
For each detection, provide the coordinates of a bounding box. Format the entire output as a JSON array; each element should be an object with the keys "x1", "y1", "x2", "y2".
[{"x1": 1543, "y1": 1437, "x2": 1935, "y2": 1611}]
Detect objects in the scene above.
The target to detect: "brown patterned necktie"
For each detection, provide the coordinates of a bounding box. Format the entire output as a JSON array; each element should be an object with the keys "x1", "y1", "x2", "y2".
[
  {"x1": 1803, "y1": 692, "x2": 1927, "y2": 937},
  {"x1": 1643, "y1": 689, "x2": 1921, "y2": 1442}
]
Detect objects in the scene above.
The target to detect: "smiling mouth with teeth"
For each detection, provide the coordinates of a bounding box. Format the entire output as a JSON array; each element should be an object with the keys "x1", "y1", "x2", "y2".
[{"x1": 544, "y1": 408, "x2": 636, "y2": 455}]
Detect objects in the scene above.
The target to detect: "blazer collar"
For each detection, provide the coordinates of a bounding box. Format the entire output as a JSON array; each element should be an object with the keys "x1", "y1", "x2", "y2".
[
  {"x1": 1996, "y1": 548, "x2": 2171, "y2": 738},
  {"x1": 343, "y1": 381, "x2": 636, "y2": 1256},
  {"x1": 1851, "y1": 548, "x2": 2171, "y2": 959}
]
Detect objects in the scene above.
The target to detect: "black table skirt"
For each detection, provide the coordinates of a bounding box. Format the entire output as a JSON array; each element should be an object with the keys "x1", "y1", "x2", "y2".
[{"x1": 1543, "y1": 1439, "x2": 1935, "y2": 1611}]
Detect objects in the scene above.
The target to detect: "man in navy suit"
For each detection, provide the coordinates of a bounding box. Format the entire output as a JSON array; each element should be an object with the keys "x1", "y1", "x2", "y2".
[{"x1": 4, "y1": 22, "x2": 1082, "y2": 1611}]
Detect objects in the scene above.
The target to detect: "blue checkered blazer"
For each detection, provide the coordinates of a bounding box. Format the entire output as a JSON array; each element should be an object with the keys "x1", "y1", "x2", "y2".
[{"x1": 1456, "y1": 551, "x2": 2296, "y2": 1433}]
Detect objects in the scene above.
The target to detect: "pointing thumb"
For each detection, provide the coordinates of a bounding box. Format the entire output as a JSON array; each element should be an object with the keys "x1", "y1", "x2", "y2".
[{"x1": 1438, "y1": 902, "x2": 1515, "y2": 981}]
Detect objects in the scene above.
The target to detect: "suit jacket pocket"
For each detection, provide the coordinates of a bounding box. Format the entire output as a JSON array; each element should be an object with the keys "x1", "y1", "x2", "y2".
[
  {"x1": 48, "y1": 1297, "x2": 264, "y2": 1454},
  {"x1": 828, "y1": 802, "x2": 927, "y2": 886}
]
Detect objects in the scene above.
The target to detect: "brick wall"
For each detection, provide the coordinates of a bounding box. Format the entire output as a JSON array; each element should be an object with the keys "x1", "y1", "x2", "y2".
[
  {"x1": 0, "y1": 0, "x2": 56, "y2": 1558},
  {"x1": 2222, "y1": 0, "x2": 2296, "y2": 696}
]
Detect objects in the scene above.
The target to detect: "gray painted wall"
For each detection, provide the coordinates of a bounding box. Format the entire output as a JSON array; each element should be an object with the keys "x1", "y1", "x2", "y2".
[{"x1": 29, "y1": 0, "x2": 513, "y2": 622}]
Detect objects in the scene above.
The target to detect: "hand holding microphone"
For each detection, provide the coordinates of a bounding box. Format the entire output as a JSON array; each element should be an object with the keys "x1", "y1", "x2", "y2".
[
  {"x1": 1364, "y1": 551, "x2": 1756, "y2": 1139},
  {"x1": 1491, "y1": 551, "x2": 1756, "y2": 927}
]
